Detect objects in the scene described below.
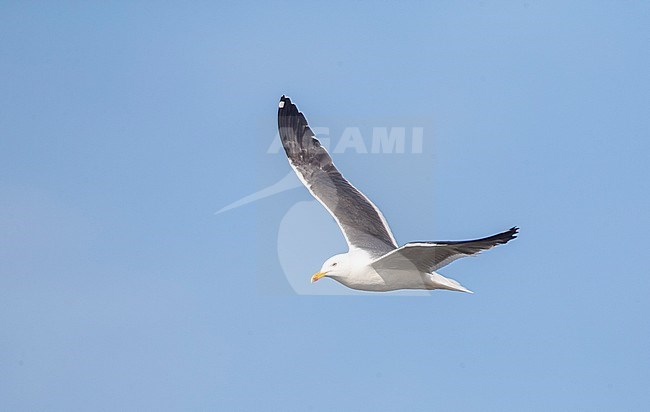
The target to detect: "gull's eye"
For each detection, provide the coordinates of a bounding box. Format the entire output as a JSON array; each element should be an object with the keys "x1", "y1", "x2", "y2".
[{"x1": 332, "y1": 262, "x2": 337, "y2": 266}]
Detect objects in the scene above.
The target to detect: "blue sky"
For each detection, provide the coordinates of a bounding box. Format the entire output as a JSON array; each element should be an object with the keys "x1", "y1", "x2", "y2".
[{"x1": 1, "y1": 1, "x2": 649, "y2": 410}]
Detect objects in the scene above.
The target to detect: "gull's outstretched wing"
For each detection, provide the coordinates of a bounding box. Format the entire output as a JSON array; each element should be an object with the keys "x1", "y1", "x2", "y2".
[
  {"x1": 371, "y1": 227, "x2": 518, "y2": 272},
  {"x1": 278, "y1": 95, "x2": 397, "y2": 258}
]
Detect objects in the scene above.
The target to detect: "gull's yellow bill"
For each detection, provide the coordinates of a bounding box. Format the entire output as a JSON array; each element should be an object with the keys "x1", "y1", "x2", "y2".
[{"x1": 311, "y1": 271, "x2": 327, "y2": 283}]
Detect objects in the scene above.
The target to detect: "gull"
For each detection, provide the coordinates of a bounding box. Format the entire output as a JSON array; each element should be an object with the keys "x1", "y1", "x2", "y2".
[{"x1": 278, "y1": 95, "x2": 518, "y2": 293}]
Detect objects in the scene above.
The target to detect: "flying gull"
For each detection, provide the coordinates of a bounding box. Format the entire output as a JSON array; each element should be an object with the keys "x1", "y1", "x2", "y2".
[{"x1": 278, "y1": 95, "x2": 518, "y2": 293}]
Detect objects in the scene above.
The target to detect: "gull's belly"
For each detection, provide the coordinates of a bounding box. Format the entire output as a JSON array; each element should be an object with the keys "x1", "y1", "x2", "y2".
[{"x1": 338, "y1": 266, "x2": 430, "y2": 291}]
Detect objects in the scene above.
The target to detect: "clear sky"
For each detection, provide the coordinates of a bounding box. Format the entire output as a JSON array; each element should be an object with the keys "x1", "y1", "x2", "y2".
[{"x1": 2, "y1": 1, "x2": 649, "y2": 410}]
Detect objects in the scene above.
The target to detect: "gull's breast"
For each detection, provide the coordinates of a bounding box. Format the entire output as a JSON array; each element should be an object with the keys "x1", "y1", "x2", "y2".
[{"x1": 340, "y1": 265, "x2": 428, "y2": 291}]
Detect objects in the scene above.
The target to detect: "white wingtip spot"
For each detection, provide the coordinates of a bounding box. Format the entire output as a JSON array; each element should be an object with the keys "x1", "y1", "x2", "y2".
[{"x1": 278, "y1": 101, "x2": 285, "y2": 108}]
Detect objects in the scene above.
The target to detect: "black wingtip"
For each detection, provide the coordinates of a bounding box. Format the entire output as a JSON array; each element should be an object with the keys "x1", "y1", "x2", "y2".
[
  {"x1": 500, "y1": 226, "x2": 519, "y2": 243},
  {"x1": 474, "y1": 226, "x2": 519, "y2": 246},
  {"x1": 278, "y1": 95, "x2": 293, "y2": 111}
]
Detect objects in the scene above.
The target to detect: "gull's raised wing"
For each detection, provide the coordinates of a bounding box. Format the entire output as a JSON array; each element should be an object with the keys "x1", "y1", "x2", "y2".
[{"x1": 278, "y1": 95, "x2": 397, "y2": 258}]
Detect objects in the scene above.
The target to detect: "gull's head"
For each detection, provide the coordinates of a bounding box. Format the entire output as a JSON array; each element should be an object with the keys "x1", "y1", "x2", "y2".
[{"x1": 311, "y1": 253, "x2": 351, "y2": 283}]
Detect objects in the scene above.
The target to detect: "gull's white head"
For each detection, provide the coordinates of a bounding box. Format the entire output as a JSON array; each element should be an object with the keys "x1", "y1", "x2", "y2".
[{"x1": 311, "y1": 253, "x2": 351, "y2": 283}]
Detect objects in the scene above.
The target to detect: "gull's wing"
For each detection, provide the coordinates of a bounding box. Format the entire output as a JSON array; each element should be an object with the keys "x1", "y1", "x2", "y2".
[
  {"x1": 278, "y1": 95, "x2": 397, "y2": 257},
  {"x1": 371, "y1": 227, "x2": 518, "y2": 272}
]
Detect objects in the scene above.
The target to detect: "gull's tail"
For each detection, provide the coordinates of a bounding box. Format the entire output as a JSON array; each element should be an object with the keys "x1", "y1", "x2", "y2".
[{"x1": 428, "y1": 272, "x2": 474, "y2": 294}]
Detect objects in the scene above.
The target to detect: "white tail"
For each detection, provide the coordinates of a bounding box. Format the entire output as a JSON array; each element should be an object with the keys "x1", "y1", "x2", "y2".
[{"x1": 428, "y1": 272, "x2": 474, "y2": 294}]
